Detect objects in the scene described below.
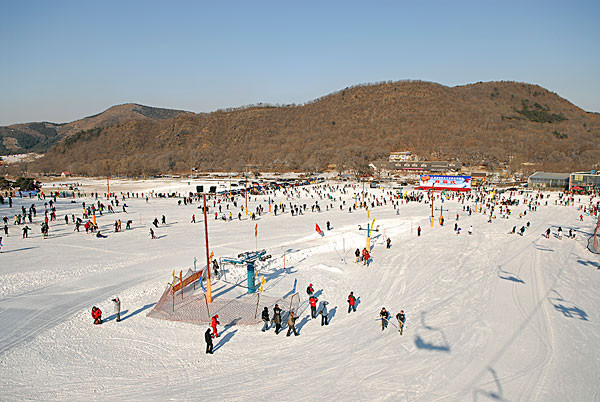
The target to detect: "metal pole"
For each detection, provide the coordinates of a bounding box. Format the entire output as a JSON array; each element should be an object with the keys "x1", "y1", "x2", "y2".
[
  {"x1": 203, "y1": 194, "x2": 212, "y2": 303},
  {"x1": 431, "y1": 183, "x2": 435, "y2": 227}
]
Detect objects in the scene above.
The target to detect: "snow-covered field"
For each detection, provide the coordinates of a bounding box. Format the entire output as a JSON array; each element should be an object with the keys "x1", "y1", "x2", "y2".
[{"x1": 0, "y1": 179, "x2": 598, "y2": 401}]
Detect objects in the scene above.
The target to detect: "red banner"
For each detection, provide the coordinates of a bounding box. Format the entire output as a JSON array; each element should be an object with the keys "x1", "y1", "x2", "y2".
[{"x1": 173, "y1": 270, "x2": 203, "y2": 293}]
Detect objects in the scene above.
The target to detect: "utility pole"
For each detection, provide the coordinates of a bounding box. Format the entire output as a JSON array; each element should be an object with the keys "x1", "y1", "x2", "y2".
[{"x1": 203, "y1": 194, "x2": 212, "y2": 303}]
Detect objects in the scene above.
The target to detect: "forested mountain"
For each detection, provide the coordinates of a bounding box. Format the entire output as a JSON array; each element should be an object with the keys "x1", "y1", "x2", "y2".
[{"x1": 7, "y1": 81, "x2": 599, "y2": 175}]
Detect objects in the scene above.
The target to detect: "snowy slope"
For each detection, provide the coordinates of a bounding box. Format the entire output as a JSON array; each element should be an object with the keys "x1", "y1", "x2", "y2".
[{"x1": 0, "y1": 181, "x2": 598, "y2": 401}]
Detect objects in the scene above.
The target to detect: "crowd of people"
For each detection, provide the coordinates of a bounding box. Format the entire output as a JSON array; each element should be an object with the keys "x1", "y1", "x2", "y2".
[{"x1": 2, "y1": 180, "x2": 598, "y2": 358}]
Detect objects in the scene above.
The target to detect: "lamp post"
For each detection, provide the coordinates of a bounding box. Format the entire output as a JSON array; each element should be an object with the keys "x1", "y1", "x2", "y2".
[{"x1": 431, "y1": 182, "x2": 435, "y2": 227}]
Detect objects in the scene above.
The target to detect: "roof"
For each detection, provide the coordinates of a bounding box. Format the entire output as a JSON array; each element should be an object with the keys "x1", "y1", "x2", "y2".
[{"x1": 529, "y1": 171, "x2": 570, "y2": 180}]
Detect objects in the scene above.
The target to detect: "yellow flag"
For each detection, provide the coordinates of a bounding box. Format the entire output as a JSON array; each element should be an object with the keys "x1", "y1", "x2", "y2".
[{"x1": 260, "y1": 276, "x2": 266, "y2": 293}]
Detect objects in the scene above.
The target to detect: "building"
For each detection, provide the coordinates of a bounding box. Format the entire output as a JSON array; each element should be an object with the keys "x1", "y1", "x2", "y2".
[
  {"x1": 389, "y1": 151, "x2": 416, "y2": 162},
  {"x1": 389, "y1": 160, "x2": 460, "y2": 172},
  {"x1": 527, "y1": 172, "x2": 570, "y2": 190},
  {"x1": 569, "y1": 171, "x2": 600, "y2": 191}
]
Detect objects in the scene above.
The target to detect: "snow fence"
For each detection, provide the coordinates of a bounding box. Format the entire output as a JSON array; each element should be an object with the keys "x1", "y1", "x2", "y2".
[{"x1": 147, "y1": 278, "x2": 299, "y2": 327}]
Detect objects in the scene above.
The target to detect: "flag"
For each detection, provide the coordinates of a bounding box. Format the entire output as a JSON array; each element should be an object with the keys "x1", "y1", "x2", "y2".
[
  {"x1": 260, "y1": 276, "x2": 266, "y2": 293},
  {"x1": 209, "y1": 251, "x2": 214, "y2": 261},
  {"x1": 255, "y1": 224, "x2": 258, "y2": 238},
  {"x1": 316, "y1": 223, "x2": 322, "y2": 235}
]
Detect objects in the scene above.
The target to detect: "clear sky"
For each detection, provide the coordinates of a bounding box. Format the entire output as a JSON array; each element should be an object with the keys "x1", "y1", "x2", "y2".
[{"x1": 1, "y1": 0, "x2": 598, "y2": 125}]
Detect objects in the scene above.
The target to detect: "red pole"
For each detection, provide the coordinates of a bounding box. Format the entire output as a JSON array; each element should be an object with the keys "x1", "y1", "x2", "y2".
[{"x1": 203, "y1": 194, "x2": 213, "y2": 303}]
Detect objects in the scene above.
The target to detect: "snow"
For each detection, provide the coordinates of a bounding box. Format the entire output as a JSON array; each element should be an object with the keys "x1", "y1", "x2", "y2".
[{"x1": 0, "y1": 179, "x2": 599, "y2": 401}]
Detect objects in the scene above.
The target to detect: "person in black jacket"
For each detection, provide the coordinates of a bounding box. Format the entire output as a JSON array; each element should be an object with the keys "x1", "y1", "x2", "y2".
[
  {"x1": 380, "y1": 307, "x2": 390, "y2": 331},
  {"x1": 306, "y1": 283, "x2": 314, "y2": 298},
  {"x1": 355, "y1": 248, "x2": 360, "y2": 263},
  {"x1": 261, "y1": 307, "x2": 270, "y2": 332},
  {"x1": 273, "y1": 304, "x2": 282, "y2": 334},
  {"x1": 396, "y1": 310, "x2": 406, "y2": 335},
  {"x1": 205, "y1": 327, "x2": 213, "y2": 354}
]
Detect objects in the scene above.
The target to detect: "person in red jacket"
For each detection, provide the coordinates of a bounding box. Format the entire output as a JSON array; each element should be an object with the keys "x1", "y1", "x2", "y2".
[
  {"x1": 363, "y1": 249, "x2": 371, "y2": 266},
  {"x1": 91, "y1": 306, "x2": 103, "y2": 325},
  {"x1": 347, "y1": 292, "x2": 357, "y2": 313},
  {"x1": 211, "y1": 314, "x2": 220, "y2": 338},
  {"x1": 309, "y1": 296, "x2": 319, "y2": 319}
]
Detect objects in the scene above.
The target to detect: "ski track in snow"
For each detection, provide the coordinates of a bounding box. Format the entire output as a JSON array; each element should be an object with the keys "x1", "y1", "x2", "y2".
[{"x1": 0, "y1": 179, "x2": 599, "y2": 401}]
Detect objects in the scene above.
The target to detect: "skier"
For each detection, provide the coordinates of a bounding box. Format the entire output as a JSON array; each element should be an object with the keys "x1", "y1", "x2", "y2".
[
  {"x1": 153, "y1": 217, "x2": 159, "y2": 228},
  {"x1": 380, "y1": 307, "x2": 390, "y2": 331},
  {"x1": 306, "y1": 283, "x2": 314, "y2": 298},
  {"x1": 326, "y1": 221, "x2": 331, "y2": 230},
  {"x1": 286, "y1": 311, "x2": 299, "y2": 336},
  {"x1": 545, "y1": 228, "x2": 551, "y2": 238},
  {"x1": 355, "y1": 248, "x2": 360, "y2": 263},
  {"x1": 212, "y1": 259, "x2": 220, "y2": 278},
  {"x1": 309, "y1": 295, "x2": 319, "y2": 319},
  {"x1": 149, "y1": 228, "x2": 156, "y2": 239},
  {"x1": 205, "y1": 327, "x2": 213, "y2": 354},
  {"x1": 161, "y1": 215, "x2": 166, "y2": 225},
  {"x1": 396, "y1": 310, "x2": 406, "y2": 335},
  {"x1": 417, "y1": 226, "x2": 421, "y2": 237},
  {"x1": 191, "y1": 214, "x2": 196, "y2": 223},
  {"x1": 112, "y1": 297, "x2": 121, "y2": 322},
  {"x1": 320, "y1": 301, "x2": 329, "y2": 326},
  {"x1": 468, "y1": 225, "x2": 473, "y2": 235},
  {"x1": 261, "y1": 307, "x2": 270, "y2": 332},
  {"x1": 22, "y1": 225, "x2": 30, "y2": 238},
  {"x1": 273, "y1": 304, "x2": 282, "y2": 334},
  {"x1": 557, "y1": 227, "x2": 563, "y2": 239},
  {"x1": 347, "y1": 292, "x2": 357, "y2": 313},
  {"x1": 91, "y1": 306, "x2": 103, "y2": 325},
  {"x1": 211, "y1": 314, "x2": 220, "y2": 337},
  {"x1": 364, "y1": 249, "x2": 371, "y2": 266},
  {"x1": 386, "y1": 238, "x2": 391, "y2": 248}
]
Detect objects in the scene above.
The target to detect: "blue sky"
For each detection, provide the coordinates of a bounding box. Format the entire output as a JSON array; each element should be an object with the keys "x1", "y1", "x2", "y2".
[{"x1": 0, "y1": 0, "x2": 598, "y2": 125}]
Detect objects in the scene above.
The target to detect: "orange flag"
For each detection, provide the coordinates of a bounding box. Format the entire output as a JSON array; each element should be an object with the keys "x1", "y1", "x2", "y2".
[{"x1": 316, "y1": 223, "x2": 322, "y2": 235}]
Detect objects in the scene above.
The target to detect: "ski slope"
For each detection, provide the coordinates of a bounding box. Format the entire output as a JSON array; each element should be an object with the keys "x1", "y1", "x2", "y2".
[{"x1": 0, "y1": 179, "x2": 598, "y2": 401}]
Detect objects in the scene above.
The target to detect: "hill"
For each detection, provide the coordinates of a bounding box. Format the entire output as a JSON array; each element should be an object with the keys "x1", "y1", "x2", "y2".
[
  {"x1": 0, "y1": 104, "x2": 191, "y2": 155},
  {"x1": 19, "y1": 81, "x2": 600, "y2": 175}
]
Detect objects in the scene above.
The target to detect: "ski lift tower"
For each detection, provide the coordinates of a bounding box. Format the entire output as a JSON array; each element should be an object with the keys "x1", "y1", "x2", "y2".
[{"x1": 221, "y1": 250, "x2": 270, "y2": 294}]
